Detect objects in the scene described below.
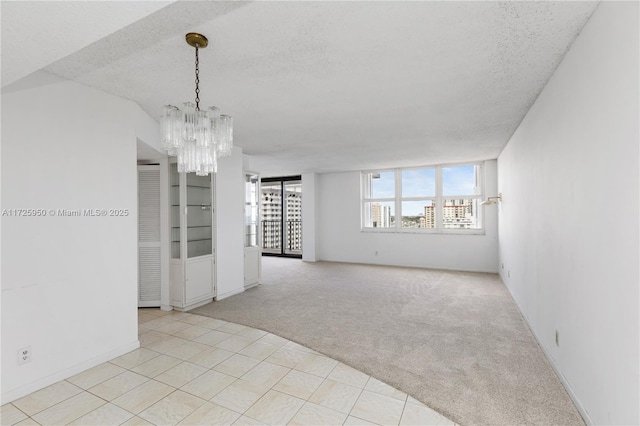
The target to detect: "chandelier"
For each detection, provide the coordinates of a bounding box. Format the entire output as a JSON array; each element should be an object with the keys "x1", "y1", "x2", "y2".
[{"x1": 161, "y1": 33, "x2": 233, "y2": 176}]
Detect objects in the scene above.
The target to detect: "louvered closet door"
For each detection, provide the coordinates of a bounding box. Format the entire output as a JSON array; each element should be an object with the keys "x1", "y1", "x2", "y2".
[{"x1": 138, "y1": 165, "x2": 161, "y2": 307}]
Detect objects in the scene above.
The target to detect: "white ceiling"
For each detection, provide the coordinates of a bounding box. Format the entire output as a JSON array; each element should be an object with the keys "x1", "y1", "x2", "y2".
[{"x1": 2, "y1": 1, "x2": 598, "y2": 176}]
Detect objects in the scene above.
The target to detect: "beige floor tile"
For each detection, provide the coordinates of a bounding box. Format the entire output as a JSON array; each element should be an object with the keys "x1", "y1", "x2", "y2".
[
  {"x1": 139, "y1": 330, "x2": 171, "y2": 348},
  {"x1": 188, "y1": 346, "x2": 234, "y2": 369},
  {"x1": 180, "y1": 370, "x2": 236, "y2": 400},
  {"x1": 295, "y1": 353, "x2": 339, "y2": 378},
  {"x1": 211, "y1": 379, "x2": 270, "y2": 414},
  {"x1": 197, "y1": 318, "x2": 229, "y2": 330},
  {"x1": 139, "y1": 390, "x2": 207, "y2": 425},
  {"x1": 215, "y1": 335, "x2": 255, "y2": 352},
  {"x1": 165, "y1": 341, "x2": 210, "y2": 360},
  {"x1": 112, "y1": 380, "x2": 175, "y2": 414},
  {"x1": 121, "y1": 416, "x2": 155, "y2": 425},
  {"x1": 240, "y1": 361, "x2": 290, "y2": 388},
  {"x1": 288, "y1": 401, "x2": 348, "y2": 426},
  {"x1": 13, "y1": 418, "x2": 40, "y2": 426},
  {"x1": 144, "y1": 308, "x2": 172, "y2": 317},
  {"x1": 239, "y1": 341, "x2": 281, "y2": 361},
  {"x1": 258, "y1": 333, "x2": 290, "y2": 347},
  {"x1": 178, "y1": 402, "x2": 241, "y2": 425},
  {"x1": 243, "y1": 390, "x2": 305, "y2": 425},
  {"x1": 265, "y1": 347, "x2": 309, "y2": 368},
  {"x1": 156, "y1": 321, "x2": 192, "y2": 335},
  {"x1": 343, "y1": 415, "x2": 380, "y2": 425},
  {"x1": 110, "y1": 348, "x2": 160, "y2": 369},
  {"x1": 350, "y1": 390, "x2": 405, "y2": 425},
  {"x1": 273, "y1": 369, "x2": 324, "y2": 400},
  {"x1": 131, "y1": 354, "x2": 183, "y2": 378},
  {"x1": 237, "y1": 327, "x2": 268, "y2": 340},
  {"x1": 308, "y1": 379, "x2": 362, "y2": 414},
  {"x1": 68, "y1": 402, "x2": 133, "y2": 425},
  {"x1": 1, "y1": 403, "x2": 28, "y2": 425},
  {"x1": 232, "y1": 415, "x2": 267, "y2": 425},
  {"x1": 88, "y1": 371, "x2": 150, "y2": 401},
  {"x1": 194, "y1": 330, "x2": 234, "y2": 346},
  {"x1": 365, "y1": 377, "x2": 408, "y2": 401},
  {"x1": 142, "y1": 317, "x2": 175, "y2": 330},
  {"x1": 67, "y1": 362, "x2": 125, "y2": 389},
  {"x1": 155, "y1": 362, "x2": 208, "y2": 388},
  {"x1": 400, "y1": 401, "x2": 455, "y2": 425},
  {"x1": 282, "y1": 340, "x2": 315, "y2": 353},
  {"x1": 327, "y1": 363, "x2": 370, "y2": 389},
  {"x1": 12, "y1": 380, "x2": 82, "y2": 416},
  {"x1": 177, "y1": 314, "x2": 209, "y2": 325},
  {"x1": 138, "y1": 313, "x2": 157, "y2": 323},
  {"x1": 146, "y1": 336, "x2": 191, "y2": 354},
  {"x1": 138, "y1": 324, "x2": 153, "y2": 336},
  {"x1": 172, "y1": 325, "x2": 211, "y2": 340},
  {"x1": 31, "y1": 392, "x2": 105, "y2": 425},
  {"x1": 213, "y1": 354, "x2": 261, "y2": 378},
  {"x1": 217, "y1": 322, "x2": 248, "y2": 334},
  {"x1": 407, "y1": 395, "x2": 421, "y2": 405}
]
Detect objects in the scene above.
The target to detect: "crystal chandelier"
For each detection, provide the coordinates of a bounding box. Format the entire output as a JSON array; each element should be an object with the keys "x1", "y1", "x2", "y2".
[{"x1": 161, "y1": 33, "x2": 233, "y2": 176}]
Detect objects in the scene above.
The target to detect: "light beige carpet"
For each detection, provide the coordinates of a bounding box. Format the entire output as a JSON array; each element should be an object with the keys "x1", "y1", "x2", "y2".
[{"x1": 193, "y1": 258, "x2": 583, "y2": 426}]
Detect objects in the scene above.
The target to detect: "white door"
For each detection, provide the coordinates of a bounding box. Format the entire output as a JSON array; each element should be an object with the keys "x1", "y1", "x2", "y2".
[{"x1": 138, "y1": 165, "x2": 161, "y2": 307}]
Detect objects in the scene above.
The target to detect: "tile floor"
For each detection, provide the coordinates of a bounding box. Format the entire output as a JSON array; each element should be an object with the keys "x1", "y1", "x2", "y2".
[{"x1": 2, "y1": 309, "x2": 457, "y2": 426}]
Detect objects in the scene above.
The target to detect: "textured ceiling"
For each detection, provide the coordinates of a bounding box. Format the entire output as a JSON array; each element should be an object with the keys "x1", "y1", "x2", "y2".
[{"x1": 3, "y1": 1, "x2": 598, "y2": 176}]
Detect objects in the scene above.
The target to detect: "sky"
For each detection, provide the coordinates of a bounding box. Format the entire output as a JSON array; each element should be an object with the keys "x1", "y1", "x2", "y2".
[{"x1": 370, "y1": 165, "x2": 479, "y2": 215}]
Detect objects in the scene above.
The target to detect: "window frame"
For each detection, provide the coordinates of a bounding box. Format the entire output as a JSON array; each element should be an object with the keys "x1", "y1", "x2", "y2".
[{"x1": 361, "y1": 162, "x2": 485, "y2": 234}]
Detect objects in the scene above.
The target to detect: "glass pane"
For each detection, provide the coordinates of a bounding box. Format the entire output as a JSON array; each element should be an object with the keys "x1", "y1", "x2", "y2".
[
  {"x1": 261, "y1": 182, "x2": 282, "y2": 253},
  {"x1": 401, "y1": 200, "x2": 435, "y2": 229},
  {"x1": 245, "y1": 174, "x2": 259, "y2": 247},
  {"x1": 442, "y1": 199, "x2": 481, "y2": 229},
  {"x1": 284, "y1": 181, "x2": 302, "y2": 255},
  {"x1": 186, "y1": 173, "x2": 212, "y2": 258},
  {"x1": 442, "y1": 165, "x2": 480, "y2": 196},
  {"x1": 364, "y1": 201, "x2": 395, "y2": 228},
  {"x1": 402, "y1": 168, "x2": 435, "y2": 197},
  {"x1": 170, "y1": 163, "x2": 180, "y2": 259},
  {"x1": 365, "y1": 171, "x2": 395, "y2": 199}
]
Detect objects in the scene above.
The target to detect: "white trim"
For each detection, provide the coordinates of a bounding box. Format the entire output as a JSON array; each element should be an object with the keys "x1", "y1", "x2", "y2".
[
  {"x1": 1, "y1": 340, "x2": 140, "y2": 405},
  {"x1": 215, "y1": 286, "x2": 245, "y2": 301}
]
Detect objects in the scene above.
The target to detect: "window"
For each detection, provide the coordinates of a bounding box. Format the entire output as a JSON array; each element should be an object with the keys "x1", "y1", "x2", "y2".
[{"x1": 362, "y1": 163, "x2": 484, "y2": 233}]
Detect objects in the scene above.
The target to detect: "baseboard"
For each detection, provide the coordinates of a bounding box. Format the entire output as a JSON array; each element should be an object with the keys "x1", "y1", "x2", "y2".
[
  {"x1": 1, "y1": 340, "x2": 140, "y2": 405},
  {"x1": 501, "y1": 275, "x2": 593, "y2": 426},
  {"x1": 215, "y1": 287, "x2": 244, "y2": 301}
]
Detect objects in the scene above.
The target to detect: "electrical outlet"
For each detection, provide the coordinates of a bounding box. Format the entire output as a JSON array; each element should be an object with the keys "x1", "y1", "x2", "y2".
[
  {"x1": 507, "y1": 270, "x2": 511, "y2": 278},
  {"x1": 375, "y1": 250, "x2": 378, "y2": 256},
  {"x1": 17, "y1": 346, "x2": 31, "y2": 365},
  {"x1": 555, "y1": 331, "x2": 560, "y2": 347},
  {"x1": 501, "y1": 263, "x2": 504, "y2": 270}
]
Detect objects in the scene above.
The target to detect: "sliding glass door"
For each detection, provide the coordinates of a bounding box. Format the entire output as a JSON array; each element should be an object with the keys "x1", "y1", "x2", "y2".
[{"x1": 261, "y1": 176, "x2": 302, "y2": 257}]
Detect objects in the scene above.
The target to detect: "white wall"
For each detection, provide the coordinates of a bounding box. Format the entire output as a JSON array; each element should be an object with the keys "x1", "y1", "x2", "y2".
[
  {"x1": 316, "y1": 160, "x2": 499, "y2": 272},
  {"x1": 215, "y1": 146, "x2": 245, "y2": 300},
  {"x1": 1, "y1": 73, "x2": 141, "y2": 403},
  {"x1": 497, "y1": 2, "x2": 639, "y2": 424}
]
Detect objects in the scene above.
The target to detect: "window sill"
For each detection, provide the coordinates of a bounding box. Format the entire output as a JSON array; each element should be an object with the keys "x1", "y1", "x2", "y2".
[{"x1": 361, "y1": 228, "x2": 486, "y2": 236}]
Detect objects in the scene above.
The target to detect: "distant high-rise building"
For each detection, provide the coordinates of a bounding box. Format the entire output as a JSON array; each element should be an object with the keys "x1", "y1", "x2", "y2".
[
  {"x1": 372, "y1": 203, "x2": 391, "y2": 227},
  {"x1": 261, "y1": 186, "x2": 302, "y2": 251},
  {"x1": 421, "y1": 200, "x2": 477, "y2": 229}
]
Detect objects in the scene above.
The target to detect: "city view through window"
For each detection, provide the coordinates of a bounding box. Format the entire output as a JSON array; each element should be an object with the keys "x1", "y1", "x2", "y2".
[{"x1": 363, "y1": 164, "x2": 483, "y2": 231}]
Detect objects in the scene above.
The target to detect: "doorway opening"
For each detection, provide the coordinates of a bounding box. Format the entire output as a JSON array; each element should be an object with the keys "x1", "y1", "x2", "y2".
[{"x1": 261, "y1": 176, "x2": 302, "y2": 258}]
